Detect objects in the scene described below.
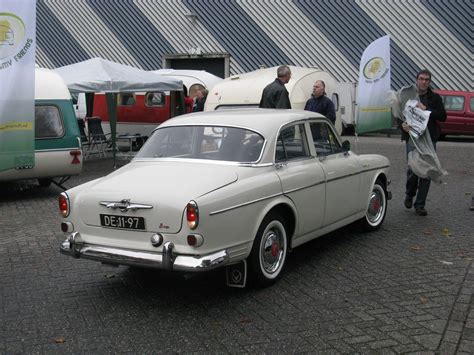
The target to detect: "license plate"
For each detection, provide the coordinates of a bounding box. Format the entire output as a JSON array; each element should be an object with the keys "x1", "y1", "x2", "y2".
[{"x1": 100, "y1": 214, "x2": 145, "y2": 230}]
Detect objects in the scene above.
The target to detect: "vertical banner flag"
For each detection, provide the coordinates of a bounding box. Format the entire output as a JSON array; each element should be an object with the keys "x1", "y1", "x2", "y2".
[
  {"x1": 356, "y1": 35, "x2": 391, "y2": 134},
  {"x1": 0, "y1": 0, "x2": 36, "y2": 172}
]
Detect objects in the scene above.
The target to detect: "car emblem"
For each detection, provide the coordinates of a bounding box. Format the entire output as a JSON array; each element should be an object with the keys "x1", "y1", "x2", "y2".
[{"x1": 99, "y1": 199, "x2": 153, "y2": 212}]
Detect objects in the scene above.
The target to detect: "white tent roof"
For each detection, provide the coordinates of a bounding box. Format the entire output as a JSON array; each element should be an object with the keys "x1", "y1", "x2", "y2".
[
  {"x1": 152, "y1": 69, "x2": 223, "y2": 92},
  {"x1": 55, "y1": 58, "x2": 183, "y2": 93}
]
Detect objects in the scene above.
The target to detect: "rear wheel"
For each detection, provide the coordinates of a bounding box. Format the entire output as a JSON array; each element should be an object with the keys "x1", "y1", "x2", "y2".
[
  {"x1": 248, "y1": 212, "x2": 287, "y2": 287},
  {"x1": 358, "y1": 180, "x2": 387, "y2": 231}
]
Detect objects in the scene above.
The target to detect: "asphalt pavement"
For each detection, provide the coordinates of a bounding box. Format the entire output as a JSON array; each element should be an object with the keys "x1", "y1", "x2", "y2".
[{"x1": 0, "y1": 135, "x2": 473, "y2": 354}]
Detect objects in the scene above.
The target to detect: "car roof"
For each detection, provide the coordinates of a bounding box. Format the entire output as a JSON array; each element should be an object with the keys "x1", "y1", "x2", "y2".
[{"x1": 157, "y1": 109, "x2": 326, "y2": 136}]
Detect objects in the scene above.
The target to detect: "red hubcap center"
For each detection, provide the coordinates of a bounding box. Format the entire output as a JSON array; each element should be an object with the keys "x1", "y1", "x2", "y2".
[
  {"x1": 271, "y1": 241, "x2": 279, "y2": 257},
  {"x1": 373, "y1": 198, "x2": 380, "y2": 211}
]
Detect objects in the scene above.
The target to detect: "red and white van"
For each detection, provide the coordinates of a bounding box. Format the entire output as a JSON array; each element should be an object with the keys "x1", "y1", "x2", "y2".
[
  {"x1": 74, "y1": 70, "x2": 223, "y2": 137},
  {"x1": 435, "y1": 90, "x2": 474, "y2": 138},
  {"x1": 91, "y1": 90, "x2": 182, "y2": 137}
]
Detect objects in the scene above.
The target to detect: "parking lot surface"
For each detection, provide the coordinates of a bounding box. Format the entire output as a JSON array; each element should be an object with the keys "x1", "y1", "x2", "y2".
[{"x1": 1, "y1": 136, "x2": 473, "y2": 354}]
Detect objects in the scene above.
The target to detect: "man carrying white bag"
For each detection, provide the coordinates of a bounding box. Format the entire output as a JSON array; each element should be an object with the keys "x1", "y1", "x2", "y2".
[{"x1": 391, "y1": 69, "x2": 447, "y2": 216}]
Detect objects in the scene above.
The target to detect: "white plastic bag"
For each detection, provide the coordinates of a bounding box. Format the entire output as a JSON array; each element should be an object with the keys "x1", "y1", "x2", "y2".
[
  {"x1": 403, "y1": 100, "x2": 430, "y2": 139},
  {"x1": 390, "y1": 85, "x2": 447, "y2": 183},
  {"x1": 408, "y1": 133, "x2": 447, "y2": 183}
]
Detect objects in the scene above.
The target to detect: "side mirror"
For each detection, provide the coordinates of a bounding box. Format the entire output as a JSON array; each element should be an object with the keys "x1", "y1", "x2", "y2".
[{"x1": 342, "y1": 140, "x2": 351, "y2": 152}]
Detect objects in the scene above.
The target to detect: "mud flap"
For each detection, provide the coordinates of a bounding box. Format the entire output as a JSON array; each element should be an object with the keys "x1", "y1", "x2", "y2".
[{"x1": 226, "y1": 260, "x2": 247, "y2": 288}]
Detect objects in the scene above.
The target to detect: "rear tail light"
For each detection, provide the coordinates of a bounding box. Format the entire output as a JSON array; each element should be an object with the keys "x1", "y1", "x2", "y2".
[
  {"x1": 186, "y1": 201, "x2": 199, "y2": 230},
  {"x1": 70, "y1": 150, "x2": 81, "y2": 164},
  {"x1": 59, "y1": 192, "x2": 70, "y2": 217}
]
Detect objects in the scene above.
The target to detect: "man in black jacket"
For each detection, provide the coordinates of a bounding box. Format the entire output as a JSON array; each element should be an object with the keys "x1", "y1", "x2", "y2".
[
  {"x1": 400, "y1": 69, "x2": 446, "y2": 216},
  {"x1": 304, "y1": 80, "x2": 336, "y2": 124},
  {"x1": 259, "y1": 65, "x2": 292, "y2": 109}
]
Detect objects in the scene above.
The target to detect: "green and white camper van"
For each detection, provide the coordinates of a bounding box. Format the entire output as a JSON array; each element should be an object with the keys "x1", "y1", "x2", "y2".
[{"x1": 0, "y1": 68, "x2": 83, "y2": 187}]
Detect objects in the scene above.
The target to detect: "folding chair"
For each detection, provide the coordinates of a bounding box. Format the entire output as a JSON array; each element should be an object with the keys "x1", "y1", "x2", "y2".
[
  {"x1": 77, "y1": 118, "x2": 89, "y2": 143},
  {"x1": 85, "y1": 117, "x2": 110, "y2": 159}
]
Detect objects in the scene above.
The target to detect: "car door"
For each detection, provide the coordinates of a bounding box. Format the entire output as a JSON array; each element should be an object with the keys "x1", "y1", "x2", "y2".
[
  {"x1": 440, "y1": 94, "x2": 466, "y2": 134},
  {"x1": 308, "y1": 121, "x2": 361, "y2": 226},
  {"x1": 467, "y1": 94, "x2": 474, "y2": 134},
  {"x1": 274, "y1": 123, "x2": 326, "y2": 236}
]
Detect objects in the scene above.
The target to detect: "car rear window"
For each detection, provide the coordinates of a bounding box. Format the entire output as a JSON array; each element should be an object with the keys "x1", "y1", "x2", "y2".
[{"x1": 136, "y1": 125, "x2": 264, "y2": 163}]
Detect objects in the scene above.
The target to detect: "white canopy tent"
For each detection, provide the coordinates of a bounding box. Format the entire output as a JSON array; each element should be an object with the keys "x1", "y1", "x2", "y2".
[
  {"x1": 56, "y1": 57, "x2": 183, "y2": 93},
  {"x1": 55, "y1": 57, "x2": 183, "y2": 165}
]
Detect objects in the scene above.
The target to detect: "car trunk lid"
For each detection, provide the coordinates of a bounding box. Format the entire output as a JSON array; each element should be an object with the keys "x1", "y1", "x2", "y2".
[{"x1": 76, "y1": 161, "x2": 238, "y2": 233}]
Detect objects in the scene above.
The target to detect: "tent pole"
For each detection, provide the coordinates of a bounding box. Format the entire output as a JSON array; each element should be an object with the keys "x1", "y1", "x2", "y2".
[{"x1": 105, "y1": 93, "x2": 118, "y2": 168}]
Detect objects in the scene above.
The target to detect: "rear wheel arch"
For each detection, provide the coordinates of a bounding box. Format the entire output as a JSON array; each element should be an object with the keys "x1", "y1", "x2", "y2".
[
  {"x1": 248, "y1": 211, "x2": 289, "y2": 287},
  {"x1": 260, "y1": 203, "x2": 296, "y2": 242}
]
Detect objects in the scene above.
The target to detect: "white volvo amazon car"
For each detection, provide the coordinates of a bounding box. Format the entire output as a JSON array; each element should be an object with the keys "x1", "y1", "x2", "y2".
[{"x1": 59, "y1": 109, "x2": 391, "y2": 287}]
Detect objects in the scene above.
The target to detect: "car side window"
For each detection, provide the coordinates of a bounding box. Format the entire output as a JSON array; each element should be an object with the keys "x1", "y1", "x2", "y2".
[
  {"x1": 309, "y1": 122, "x2": 342, "y2": 156},
  {"x1": 470, "y1": 97, "x2": 474, "y2": 111},
  {"x1": 442, "y1": 95, "x2": 464, "y2": 111},
  {"x1": 275, "y1": 124, "x2": 310, "y2": 162}
]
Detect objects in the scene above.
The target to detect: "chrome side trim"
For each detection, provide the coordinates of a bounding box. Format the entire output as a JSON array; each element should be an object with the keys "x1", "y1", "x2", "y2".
[
  {"x1": 209, "y1": 179, "x2": 325, "y2": 216},
  {"x1": 326, "y1": 172, "x2": 360, "y2": 183},
  {"x1": 209, "y1": 192, "x2": 283, "y2": 216},
  {"x1": 209, "y1": 165, "x2": 389, "y2": 215},
  {"x1": 283, "y1": 180, "x2": 325, "y2": 194},
  {"x1": 325, "y1": 165, "x2": 390, "y2": 183},
  {"x1": 361, "y1": 165, "x2": 390, "y2": 173},
  {"x1": 59, "y1": 237, "x2": 228, "y2": 272}
]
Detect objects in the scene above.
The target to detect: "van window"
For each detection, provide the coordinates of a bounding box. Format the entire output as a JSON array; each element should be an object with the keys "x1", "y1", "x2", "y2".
[
  {"x1": 145, "y1": 92, "x2": 165, "y2": 107},
  {"x1": 35, "y1": 105, "x2": 64, "y2": 139},
  {"x1": 118, "y1": 93, "x2": 136, "y2": 106},
  {"x1": 442, "y1": 95, "x2": 464, "y2": 111},
  {"x1": 470, "y1": 97, "x2": 474, "y2": 111}
]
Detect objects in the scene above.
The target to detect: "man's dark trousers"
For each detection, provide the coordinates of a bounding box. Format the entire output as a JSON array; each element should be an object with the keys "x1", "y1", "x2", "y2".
[{"x1": 405, "y1": 140, "x2": 437, "y2": 208}]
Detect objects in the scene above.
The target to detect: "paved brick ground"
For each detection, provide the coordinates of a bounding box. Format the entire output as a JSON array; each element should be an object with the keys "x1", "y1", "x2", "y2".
[{"x1": 1, "y1": 136, "x2": 473, "y2": 354}]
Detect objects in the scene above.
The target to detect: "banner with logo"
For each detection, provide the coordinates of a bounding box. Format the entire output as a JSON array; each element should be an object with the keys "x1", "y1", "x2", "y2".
[
  {"x1": 356, "y1": 35, "x2": 391, "y2": 134},
  {"x1": 0, "y1": 0, "x2": 36, "y2": 172}
]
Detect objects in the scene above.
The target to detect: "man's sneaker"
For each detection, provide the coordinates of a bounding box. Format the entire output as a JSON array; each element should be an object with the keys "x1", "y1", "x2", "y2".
[
  {"x1": 404, "y1": 196, "x2": 413, "y2": 209},
  {"x1": 415, "y1": 207, "x2": 428, "y2": 216}
]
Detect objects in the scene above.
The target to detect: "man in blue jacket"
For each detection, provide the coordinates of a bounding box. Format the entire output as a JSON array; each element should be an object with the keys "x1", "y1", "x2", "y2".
[{"x1": 304, "y1": 80, "x2": 336, "y2": 124}]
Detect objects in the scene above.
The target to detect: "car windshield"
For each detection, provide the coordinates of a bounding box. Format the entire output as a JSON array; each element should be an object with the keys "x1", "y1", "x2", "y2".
[{"x1": 136, "y1": 125, "x2": 265, "y2": 163}]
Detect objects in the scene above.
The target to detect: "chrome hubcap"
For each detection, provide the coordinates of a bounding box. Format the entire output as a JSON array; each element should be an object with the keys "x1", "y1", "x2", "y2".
[
  {"x1": 367, "y1": 186, "x2": 385, "y2": 225},
  {"x1": 260, "y1": 223, "x2": 285, "y2": 275}
]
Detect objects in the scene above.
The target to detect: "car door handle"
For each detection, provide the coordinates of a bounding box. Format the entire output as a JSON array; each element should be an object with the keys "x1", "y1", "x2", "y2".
[{"x1": 275, "y1": 162, "x2": 287, "y2": 169}]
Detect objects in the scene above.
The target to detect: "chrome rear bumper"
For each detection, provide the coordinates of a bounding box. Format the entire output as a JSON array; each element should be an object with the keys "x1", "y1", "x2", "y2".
[{"x1": 59, "y1": 232, "x2": 228, "y2": 272}]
